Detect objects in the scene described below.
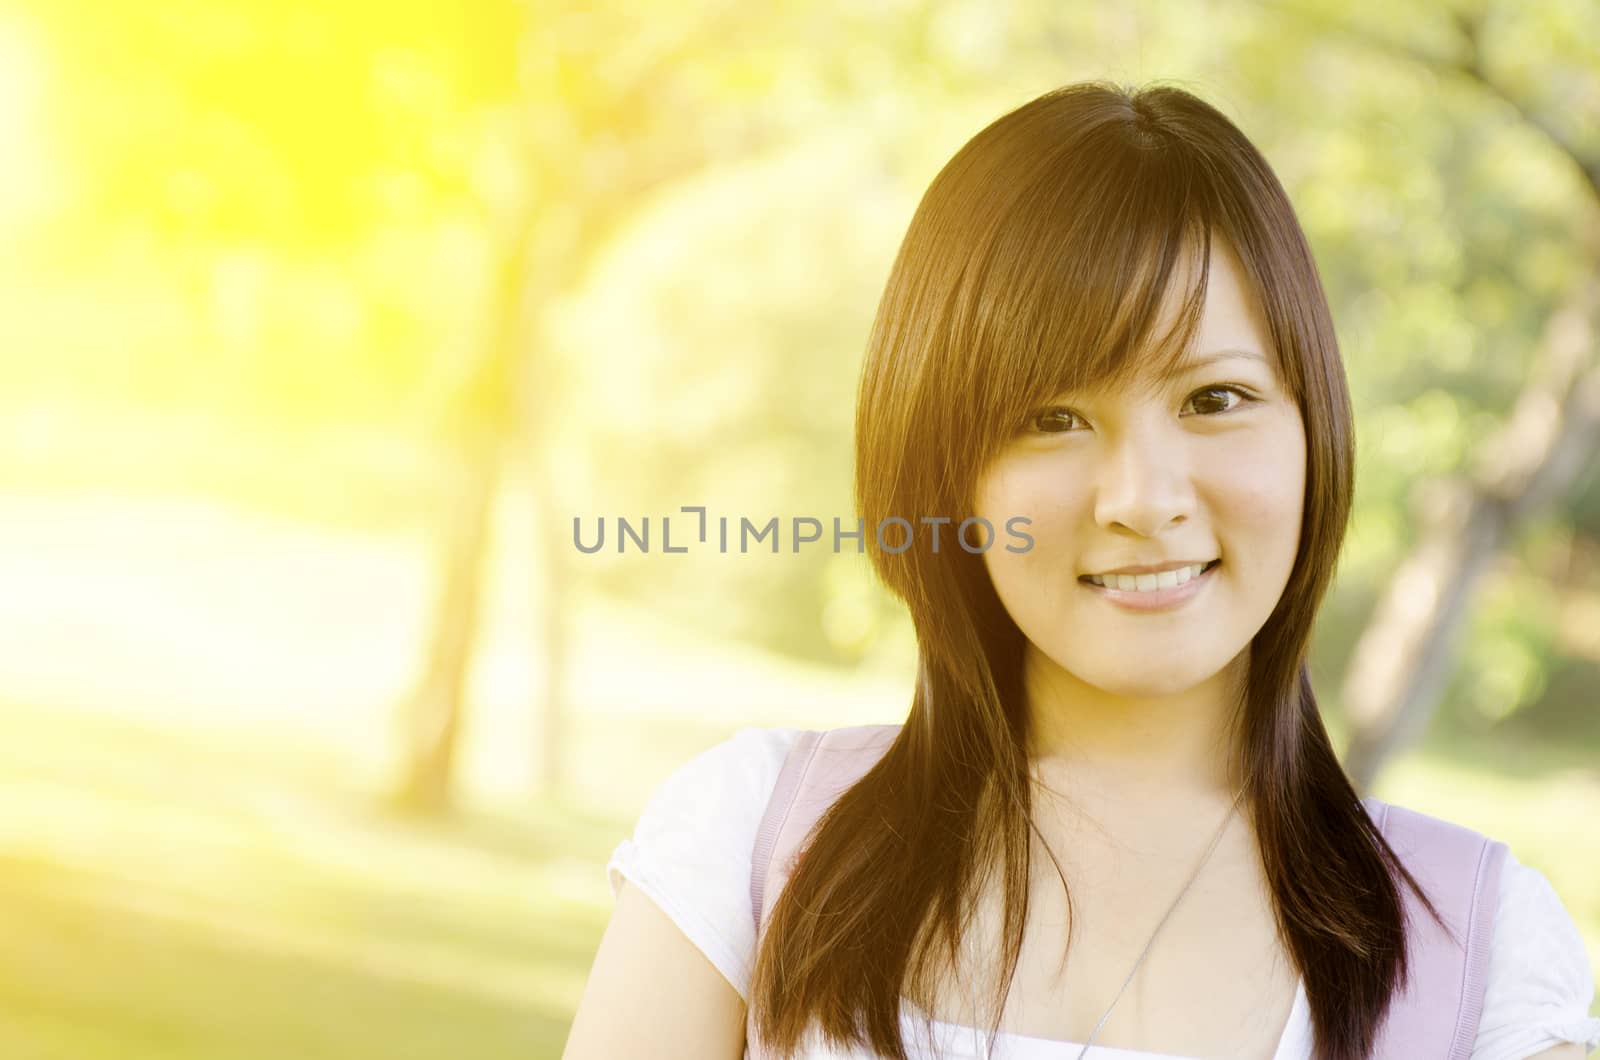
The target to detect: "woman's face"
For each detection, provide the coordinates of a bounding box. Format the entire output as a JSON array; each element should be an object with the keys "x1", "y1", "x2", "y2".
[{"x1": 973, "y1": 237, "x2": 1306, "y2": 701}]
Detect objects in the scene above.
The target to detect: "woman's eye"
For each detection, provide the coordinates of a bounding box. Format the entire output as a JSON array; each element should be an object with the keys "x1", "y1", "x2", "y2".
[
  {"x1": 1183, "y1": 384, "x2": 1256, "y2": 416},
  {"x1": 1027, "y1": 407, "x2": 1087, "y2": 433}
]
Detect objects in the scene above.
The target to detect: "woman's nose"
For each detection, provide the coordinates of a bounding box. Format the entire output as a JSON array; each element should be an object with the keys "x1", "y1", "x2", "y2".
[{"x1": 1091, "y1": 428, "x2": 1197, "y2": 537}]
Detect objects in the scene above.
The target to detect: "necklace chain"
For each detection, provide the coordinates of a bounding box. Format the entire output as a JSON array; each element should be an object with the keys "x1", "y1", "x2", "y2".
[{"x1": 968, "y1": 789, "x2": 1245, "y2": 1059}]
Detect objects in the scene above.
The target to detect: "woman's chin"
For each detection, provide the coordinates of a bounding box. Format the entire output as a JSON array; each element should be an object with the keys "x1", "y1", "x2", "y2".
[{"x1": 1073, "y1": 659, "x2": 1228, "y2": 700}]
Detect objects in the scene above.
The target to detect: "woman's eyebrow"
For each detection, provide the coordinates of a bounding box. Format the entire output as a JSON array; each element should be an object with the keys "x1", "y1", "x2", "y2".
[{"x1": 1157, "y1": 347, "x2": 1269, "y2": 382}]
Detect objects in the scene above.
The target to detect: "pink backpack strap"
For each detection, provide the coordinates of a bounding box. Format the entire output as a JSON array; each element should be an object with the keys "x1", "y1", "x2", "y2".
[
  {"x1": 749, "y1": 724, "x2": 901, "y2": 935},
  {"x1": 1362, "y1": 795, "x2": 1508, "y2": 1059},
  {"x1": 746, "y1": 725, "x2": 901, "y2": 1060},
  {"x1": 749, "y1": 728, "x2": 822, "y2": 933}
]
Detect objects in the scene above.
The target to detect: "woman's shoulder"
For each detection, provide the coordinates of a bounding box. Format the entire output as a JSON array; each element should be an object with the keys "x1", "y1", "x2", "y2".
[
  {"x1": 649, "y1": 725, "x2": 809, "y2": 811},
  {"x1": 1362, "y1": 797, "x2": 1599, "y2": 1057},
  {"x1": 1472, "y1": 845, "x2": 1600, "y2": 1058},
  {"x1": 607, "y1": 725, "x2": 808, "y2": 895},
  {"x1": 603, "y1": 726, "x2": 807, "y2": 1000}
]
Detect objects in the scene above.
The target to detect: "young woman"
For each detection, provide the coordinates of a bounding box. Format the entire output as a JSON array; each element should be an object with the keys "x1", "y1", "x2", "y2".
[{"x1": 563, "y1": 82, "x2": 1600, "y2": 1060}]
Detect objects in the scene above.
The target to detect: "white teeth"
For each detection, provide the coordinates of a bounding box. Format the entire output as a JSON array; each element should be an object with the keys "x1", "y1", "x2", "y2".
[{"x1": 1087, "y1": 562, "x2": 1208, "y2": 592}]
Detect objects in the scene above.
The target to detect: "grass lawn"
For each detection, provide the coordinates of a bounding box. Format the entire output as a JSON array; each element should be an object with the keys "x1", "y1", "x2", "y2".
[
  {"x1": 2, "y1": 691, "x2": 1594, "y2": 1060},
  {"x1": 0, "y1": 701, "x2": 609, "y2": 1059}
]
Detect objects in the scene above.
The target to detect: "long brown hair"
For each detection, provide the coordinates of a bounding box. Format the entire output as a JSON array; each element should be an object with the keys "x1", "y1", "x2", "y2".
[{"x1": 748, "y1": 80, "x2": 1450, "y2": 1060}]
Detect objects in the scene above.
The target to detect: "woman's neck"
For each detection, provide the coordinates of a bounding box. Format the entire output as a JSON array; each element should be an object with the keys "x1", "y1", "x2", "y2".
[{"x1": 1021, "y1": 643, "x2": 1249, "y2": 801}]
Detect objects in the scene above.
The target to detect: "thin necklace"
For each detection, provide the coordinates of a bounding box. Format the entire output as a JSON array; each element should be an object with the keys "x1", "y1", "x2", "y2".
[{"x1": 968, "y1": 788, "x2": 1245, "y2": 1059}]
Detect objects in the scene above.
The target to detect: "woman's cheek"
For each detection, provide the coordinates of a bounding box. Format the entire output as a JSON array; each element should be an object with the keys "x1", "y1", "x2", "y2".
[{"x1": 1213, "y1": 424, "x2": 1305, "y2": 561}]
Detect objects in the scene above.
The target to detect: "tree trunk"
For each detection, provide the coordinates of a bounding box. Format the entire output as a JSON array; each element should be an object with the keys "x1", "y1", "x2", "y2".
[
  {"x1": 1342, "y1": 280, "x2": 1600, "y2": 790},
  {"x1": 530, "y1": 469, "x2": 571, "y2": 798},
  {"x1": 1340, "y1": 484, "x2": 1505, "y2": 788},
  {"x1": 393, "y1": 215, "x2": 528, "y2": 815},
  {"x1": 395, "y1": 433, "x2": 501, "y2": 814}
]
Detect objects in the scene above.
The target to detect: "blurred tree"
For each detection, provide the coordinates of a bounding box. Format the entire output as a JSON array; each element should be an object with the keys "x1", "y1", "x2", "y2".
[
  {"x1": 15, "y1": 0, "x2": 528, "y2": 812},
  {"x1": 394, "y1": 178, "x2": 522, "y2": 813},
  {"x1": 404, "y1": 0, "x2": 920, "y2": 805},
  {"x1": 1261, "y1": 4, "x2": 1600, "y2": 788}
]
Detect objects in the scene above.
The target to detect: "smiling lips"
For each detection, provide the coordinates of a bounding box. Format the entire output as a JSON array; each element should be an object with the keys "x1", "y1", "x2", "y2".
[
  {"x1": 1082, "y1": 558, "x2": 1221, "y2": 592},
  {"x1": 1078, "y1": 559, "x2": 1222, "y2": 612}
]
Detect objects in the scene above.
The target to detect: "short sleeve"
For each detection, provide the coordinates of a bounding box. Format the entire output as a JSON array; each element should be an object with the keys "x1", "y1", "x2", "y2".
[
  {"x1": 1470, "y1": 847, "x2": 1600, "y2": 1059},
  {"x1": 605, "y1": 725, "x2": 803, "y2": 1002}
]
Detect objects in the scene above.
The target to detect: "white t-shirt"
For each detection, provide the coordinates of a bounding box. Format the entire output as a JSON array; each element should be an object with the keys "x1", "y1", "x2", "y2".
[{"x1": 605, "y1": 726, "x2": 1600, "y2": 1060}]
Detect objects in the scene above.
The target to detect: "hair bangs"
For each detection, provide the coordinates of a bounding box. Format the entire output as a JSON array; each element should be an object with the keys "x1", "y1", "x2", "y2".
[{"x1": 960, "y1": 155, "x2": 1218, "y2": 473}]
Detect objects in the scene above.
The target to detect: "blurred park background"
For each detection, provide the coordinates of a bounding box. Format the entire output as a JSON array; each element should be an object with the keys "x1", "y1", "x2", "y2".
[{"x1": 0, "y1": 0, "x2": 1596, "y2": 1057}]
